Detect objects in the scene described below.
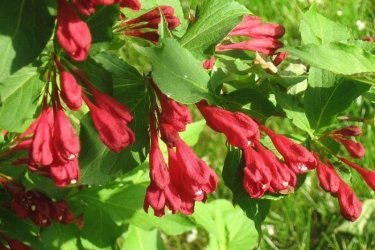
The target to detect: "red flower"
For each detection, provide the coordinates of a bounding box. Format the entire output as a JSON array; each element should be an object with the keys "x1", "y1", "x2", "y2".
[
  {"x1": 242, "y1": 146, "x2": 271, "y2": 198},
  {"x1": 0, "y1": 233, "x2": 32, "y2": 250},
  {"x1": 53, "y1": 108, "x2": 80, "y2": 164},
  {"x1": 197, "y1": 101, "x2": 259, "y2": 149},
  {"x1": 57, "y1": 0, "x2": 92, "y2": 61},
  {"x1": 118, "y1": 0, "x2": 141, "y2": 10},
  {"x1": 337, "y1": 182, "x2": 362, "y2": 221},
  {"x1": 169, "y1": 138, "x2": 218, "y2": 202},
  {"x1": 333, "y1": 136, "x2": 365, "y2": 159},
  {"x1": 273, "y1": 51, "x2": 288, "y2": 66},
  {"x1": 315, "y1": 156, "x2": 340, "y2": 194},
  {"x1": 333, "y1": 125, "x2": 362, "y2": 137},
  {"x1": 49, "y1": 158, "x2": 80, "y2": 187},
  {"x1": 30, "y1": 109, "x2": 54, "y2": 166},
  {"x1": 49, "y1": 201, "x2": 75, "y2": 224},
  {"x1": 83, "y1": 96, "x2": 135, "y2": 153},
  {"x1": 59, "y1": 71, "x2": 83, "y2": 110},
  {"x1": 260, "y1": 125, "x2": 316, "y2": 174},
  {"x1": 255, "y1": 141, "x2": 296, "y2": 194},
  {"x1": 217, "y1": 38, "x2": 283, "y2": 56},
  {"x1": 71, "y1": 0, "x2": 96, "y2": 16},
  {"x1": 8, "y1": 187, "x2": 51, "y2": 227},
  {"x1": 339, "y1": 157, "x2": 375, "y2": 191},
  {"x1": 202, "y1": 56, "x2": 215, "y2": 70}
]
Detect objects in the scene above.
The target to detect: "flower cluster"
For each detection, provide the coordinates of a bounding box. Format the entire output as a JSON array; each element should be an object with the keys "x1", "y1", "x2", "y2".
[
  {"x1": 1, "y1": 180, "x2": 80, "y2": 228},
  {"x1": 143, "y1": 85, "x2": 218, "y2": 216},
  {"x1": 203, "y1": 15, "x2": 287, "y2": 70},
  {"x1": 57, "y1": 0, "x2": 141, "y2": 61},
  {"x1": 10, "y1": 57, "x2": 134, "y2": 186},
  {"x1": 117, "y1": 5, "x2": 180, "y2": 43}
]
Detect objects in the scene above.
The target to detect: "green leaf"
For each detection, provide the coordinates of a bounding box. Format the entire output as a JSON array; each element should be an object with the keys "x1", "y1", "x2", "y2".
[
  {"x1": 300, "y1": 5, "x2": 351, "y2": 45},
  {"x1": 273, "y1": 88, "x2": 312, "y2": 133},
  {"x1": 120, "y1": 225, "x2": 166, "y2": 250},
  {"x1": 41, "y1": 224, "x2": 82, "y2": 250},
  {"x1": 222, "y1": 147, "x2": 271, "y2": 233},
  {"x1": 0, "y1": 0, "x2": 53, "y2": 81},
  {"x1": 179, "y1": 0, "x2": 248, "y2": 59},
  {"x1": 286, "y1": 42, "x2": 375, "y2": 75},
  {"x1": 145, "y1": 38, "x2": 217, "y2": 104},
  {"x1": 0, "y1": 67, "x2": 43, "y2": 132},
  {"x1": 79, "y1": 115, "x2": 144, "y2": 185},
  {"x1": 304, "y1": 68, "x2": 370, "y2": 129},
  {"x1": 193, "y1": 199, "x2": 258, "y2": 250}
]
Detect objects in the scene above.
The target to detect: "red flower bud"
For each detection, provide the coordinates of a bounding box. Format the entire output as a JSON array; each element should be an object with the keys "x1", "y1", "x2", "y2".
[
  {"x1": 197, "y1": 101, "x2": 259, "y2": 149},
  {"x1": 315, "y1": 156, "x2": 340, "y2": 194},
  {"x1": 53, "y1": 108, "x2": 80, "y2": 164},
  {"x1": 202, "y1": 56, "x2": 215, "y2": 70},
  {"x1": 260, "y1": 125, "x2": 316, "y2": 174},
  {"x1": 334, "y1": 137, "x2": 365, "y2": 159},
  {"x1": 230, "y1": 16, "x2": 261, "y2": 36},
  {"x1": 242, "y1": 146, "x2": 272, "y2": 198},
  {"x1": 57, "y1": 0, "x2": 92, "y2": 61},
  {"x1": 169, "y1": 138, "x2": 218, "y2": 201},
  {"x1": 273, "y1": 51, "x2": 288, "y2": 66},
  {"x1": 333, "y1": 126, "x2": 362, "y2": 137},
  {"x1": 49, "y1": 158, "x2": 80, "y2": 187},
  {"x1": 30, "y1": 109, "x2": 54, "y2": 166},
  {"x1": 84, "y1": 96, "x2": 135, "y2": 153},
  {"x1": 59, "y1": 71, "x2": 83, "y2": 110},
  {"x1": 49, "y1": 201, "x2": 75, "y2": 224},
  {"x1": 118, "y1": 0, "x2": 141, "y2": 10},
  {"x1": 339, "y1": 157, "x2": 375, "y2": 191},
  {"x1": 337, "y1": 182, "x2": 362, "y2": 221}
]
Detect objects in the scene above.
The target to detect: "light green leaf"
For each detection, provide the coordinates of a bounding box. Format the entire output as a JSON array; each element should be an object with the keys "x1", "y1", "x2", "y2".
[
  {"x1": 300, "y1": 5, "x2": 352, "y2": 45},
  {"x1": 179, "y1": 0, "x2": 248, "y2": 59},
  {"x1": 0, "y1": 67, "x2": 43, "y2": 132},
  {"x1": 304, "y1": 68, "x2": 369, "y2": 129},
  {"x1": 120, "y1": 225, "x2": 166, "y2": 250},
  {"x1": 145, "y1": 38, "x2": 217, "y2": 104},
  {"x1": 0, "y1": 0, "x2": 53, "y2": 81},
  {"x1": 286, "y1": 42, "x2": 375, "y2": 75},
  {"x1": 41, "y1": 224, "x2": 81, "y2": 250},
  {"x1": 193, "y1": 200, "x2": 258, "y2": 250}
]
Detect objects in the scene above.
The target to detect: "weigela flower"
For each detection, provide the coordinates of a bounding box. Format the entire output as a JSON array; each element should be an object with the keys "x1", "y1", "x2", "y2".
[
  {"x1": 83, "y1": 96, "x2": 135, "y2": 153},
  {"x1": 58, "y1": 69, "x2": 83, "y2": 110},
  {"x1": 339, "y1": 157, "x2": 375, "y2": 191},
  {"x1": 119, "y1": 6, "x2": 180, "y2": 43},
  {"x1": 202, "y1": 56, "x2": 216, "y2": 70},
  {"x1": 333, "y1": 125, "x2": 362, "y2": 137},
  {"x1": 273, "y1": 51, "x2": 288, "y2": 66},
  {"x1": 53, "y1": 108, "x2": 80, "y2": 164},
  {"x1": 332, "y1": 136, "x2": 365, "y2": 159},
  {"x1": 242, "y1": 146, "x2": 272, "y2": 198},
  {"x1": 49, "y1": 201, "x2": 75, "y2": 224},
  {"x1": 217, "y1": 15, "x2": 285, "y2": 56},
  {"x1": 315, "y1": 156, "x2": 341, "y2": 194},
  {"x1": 197, "y1": 100, "x2": 259, "y2": 149},
  {"x1": 260, "y1": 125, "x2": 316, "y2": 174},
  {"x1": 0, "y1": 232, "x2": 32, "y2": 250},
  {"x1": 169, "y1": 138, "x2": 218, "y2": 202},
  {"x1": 57, "y1": 0, "x2": 92, "y2": 61},
  {"x1": 255, "y1": 141, "x2": 297, "y2": 194},
  {"x1": 72, "y1": 0, "x2": 96, "y2": 16},
  {"x1": 49, "y1": 158, "x2": 80, "y2": 187},
  {"x1": 30, "y1": 108, "x2": 54, "y2": 166},
  {"x1": 337, "y1": 182, "x2": 362, "y2": 221}
]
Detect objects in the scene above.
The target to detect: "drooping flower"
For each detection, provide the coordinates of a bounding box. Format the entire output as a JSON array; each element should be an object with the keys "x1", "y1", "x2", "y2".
[
  {"x1": 337, "y1": 182, "x2": 362, "y2": 221},
  {"x1": 242, "y1": 146, "x2": 272, "y2": 198},
  {"x1": 49, "y1": 158, "x2": 80, "y2": 187},
  {"x1": 202, "y1": 56, "x2": 216, "y2": 70},
  {"x1": 339, "y1": 157, "x2": 375, "y2": 191},
  {"x1": 332, "y1": 125, "x2": 362, "y2": 137},
  {"x1": 57, "y1": 0, "x2": 92, "y2": 61},
  {"x1": 83, "y1": 96, "x2": 135, "y2": 153},
  {"x1": 260, "y1": 125, "x2": 316, "y2": 174},
  {"x1": 197, "y1": 100, "x2": 259, "y2": 149},
  {"x1": 168, "y1": 138, "x2": 218, "y2": 202},
  {"x1": 49, "y1": 201, "x2": 75, "y2": 224},
  {"x1": 315, "y1": 155, "x2": 341, "y2": 194}
]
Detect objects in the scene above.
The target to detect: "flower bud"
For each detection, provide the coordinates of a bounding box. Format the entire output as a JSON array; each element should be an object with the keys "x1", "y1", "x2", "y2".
[
  {"x1": 59, "y1": 71, "x2": 83, "y2": 110},
  {"x1": 337, "y1": 182, "x2": 362, "y2": 221}
]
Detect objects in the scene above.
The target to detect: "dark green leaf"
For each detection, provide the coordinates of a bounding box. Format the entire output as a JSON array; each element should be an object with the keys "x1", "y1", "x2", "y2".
[
  {"x1": 179, "y1": 0, "x2": 248, "y2": 59},
  {"x1": 41, "y1": 224, "x2": 82, "y2": 250},
  {"x1": 304, "y1": 68, "x2": 370, "y2": 129},
  {"x1": 0, "y1": 67, "x2": 43, "y2": 132},
  {"x1": 0, "y1": 0, "x2": 54, "y2": 81}
]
